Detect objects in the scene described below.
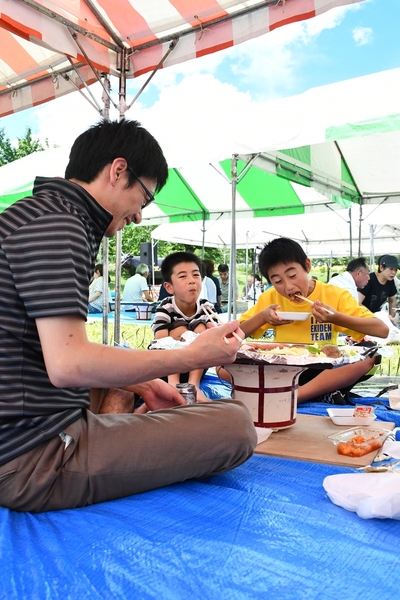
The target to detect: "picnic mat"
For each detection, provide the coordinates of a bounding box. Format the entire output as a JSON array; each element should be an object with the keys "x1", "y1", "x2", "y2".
[
  {"x1": 1, "y1": 454, "x2": 399, "y2": 599},
  {"x1": 255, "y1": 413, "x2": 395, "y2": 467}
]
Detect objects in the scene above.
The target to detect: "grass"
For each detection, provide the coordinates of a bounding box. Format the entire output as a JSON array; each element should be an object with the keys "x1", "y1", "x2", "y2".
[
  {"x1": 86, "y1": 321, "x2": 153, "y2": 349},
  {"x1": 85, "y1": 322, "x2": 400, "y2": 378}
]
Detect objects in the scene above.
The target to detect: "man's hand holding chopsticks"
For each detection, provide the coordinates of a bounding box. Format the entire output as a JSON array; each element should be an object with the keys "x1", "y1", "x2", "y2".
[{"x1": 188, "y1": 320, "x2": 245, "y2": 369}]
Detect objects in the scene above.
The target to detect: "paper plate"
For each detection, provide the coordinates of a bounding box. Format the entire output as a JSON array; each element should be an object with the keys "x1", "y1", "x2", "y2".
[
  {"x1": 276, "y1": 311, "x2": 310, "y2": 321},
  {"x1": 327, "y1": 408, "x2": 377, "y2": 426}
]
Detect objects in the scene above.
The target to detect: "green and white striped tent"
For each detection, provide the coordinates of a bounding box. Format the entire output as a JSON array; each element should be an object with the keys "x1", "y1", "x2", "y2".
[{"x1": 1, "y1": 68, "x2": 399, "y2": 260}]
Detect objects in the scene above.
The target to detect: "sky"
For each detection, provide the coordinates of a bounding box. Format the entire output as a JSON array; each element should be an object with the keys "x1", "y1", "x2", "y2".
[{"x1": 1, "y1": 0, "x2": 400, "y2": 155}]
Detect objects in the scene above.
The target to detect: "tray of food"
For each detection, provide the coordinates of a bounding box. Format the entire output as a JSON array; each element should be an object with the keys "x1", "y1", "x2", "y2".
[
  {"x1": 236, "y1": 341, "x2": 366, "y2": 367},
  {"x1": 327, "y1": 427, "x2": 390, "y2": 457}
]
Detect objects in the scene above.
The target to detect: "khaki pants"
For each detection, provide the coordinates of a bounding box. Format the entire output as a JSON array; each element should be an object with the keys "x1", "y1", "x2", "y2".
[{"x1": 0, "y1": 394, "x2": 257, "y2": 512}]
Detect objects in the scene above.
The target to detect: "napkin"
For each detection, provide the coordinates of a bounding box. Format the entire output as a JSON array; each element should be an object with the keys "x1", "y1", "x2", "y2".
[{"x1": 255, "y1": 427, "x2": 273, "y2": 444}]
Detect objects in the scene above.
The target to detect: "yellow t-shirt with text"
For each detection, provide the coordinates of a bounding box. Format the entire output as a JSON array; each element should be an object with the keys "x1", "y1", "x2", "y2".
[{"x1": 239, "y1": 280, "x2": 375, "y2": 344}]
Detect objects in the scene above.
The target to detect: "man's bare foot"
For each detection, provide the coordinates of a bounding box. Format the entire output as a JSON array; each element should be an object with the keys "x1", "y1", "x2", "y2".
[{"x1": 99, "y1": 388, "x2": 137, "y2": 414}]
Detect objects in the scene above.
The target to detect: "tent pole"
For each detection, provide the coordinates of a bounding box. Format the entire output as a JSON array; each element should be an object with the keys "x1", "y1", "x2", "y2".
[
  {"x1": 101, "y1": 74, "x2": 112, "y2": 345},
  {"x1": 229, "y1": 155, "x2": 238, "y2": 320},
  {"x1": 113, "y1": 50, "x2": 128, "y2": 346},
  {"x1": 245, "y1": 233, "x2": 249, "y2": 298},
  {"x1": 370, "y1": 225, "x2": 375, "y2": 270},
  {"x1": 358, "y1": 203, "x2": 363, "y2": 258},
  {"x1": 202, "y1": 216, "x2": 206, "y2": 259}
]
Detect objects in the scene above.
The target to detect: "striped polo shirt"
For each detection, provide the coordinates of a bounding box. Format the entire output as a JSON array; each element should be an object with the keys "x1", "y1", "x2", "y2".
[
  {"x1": 152, "y1": 296, "x2": 216, "y2": 335},
  {"x1": 0, "y1": 177, "x2": 111, "y2": 467}
]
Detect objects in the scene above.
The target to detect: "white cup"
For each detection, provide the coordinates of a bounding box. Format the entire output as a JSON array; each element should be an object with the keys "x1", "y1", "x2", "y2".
[{"x1": 388, "y1": 387, "x2": 400, "y2": 410}]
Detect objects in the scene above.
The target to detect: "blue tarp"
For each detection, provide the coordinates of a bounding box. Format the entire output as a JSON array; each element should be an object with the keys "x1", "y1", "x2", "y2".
[
  {"x1": 2, "y1": 370, "x2": 400, "y2": 599},
  {"x1": 1, "y1": 454, "x2": 399, "y2": 599}
]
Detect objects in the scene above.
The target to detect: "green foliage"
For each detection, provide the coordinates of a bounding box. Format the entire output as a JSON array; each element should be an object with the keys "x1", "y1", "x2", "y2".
[
  {"x1": 107, "y1": 224, "x2": 225, "y2": 265},
  {"x1": 0, "y1": 126, "x2": 49, "y2": 166}
]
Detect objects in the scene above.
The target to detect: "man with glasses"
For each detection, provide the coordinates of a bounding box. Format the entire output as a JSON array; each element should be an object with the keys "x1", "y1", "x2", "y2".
[
  {"x1": 0, "y1": 119, "x2": 256, "y2": 513},
  {"x1": 328, "y1": 257, "x2": 370, "y2": 303}
]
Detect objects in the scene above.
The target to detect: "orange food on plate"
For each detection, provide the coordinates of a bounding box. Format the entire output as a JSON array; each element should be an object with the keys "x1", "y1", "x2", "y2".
[{"x1": 336, "y1": 435, "x2": 383, "y2": 457}]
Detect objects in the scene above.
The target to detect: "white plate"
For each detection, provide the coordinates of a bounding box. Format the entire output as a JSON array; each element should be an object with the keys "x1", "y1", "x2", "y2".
[
  {"x1": 276, "y1": 311, "x2": 310, "y2": 321},
  {"x1": 327, "y1": 408, "x2": 377, "y2": 426}
]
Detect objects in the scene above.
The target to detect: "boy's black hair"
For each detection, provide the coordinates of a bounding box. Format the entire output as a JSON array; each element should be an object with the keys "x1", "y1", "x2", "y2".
[
  {"x1": 346, "y1": 257, "x2": 368, "y2": 273},
  {"x1": 94, "y1": 263, "x2": 103, "y2": 276},
  {"x1": 65, "y1": 119, "x2": 168, "y2": 192},
  {"x1": 218, "y1": 263, "x2": 229, "y2": 273},
  {"x1": 258, "y1": 238, "x2": 308, "y2": 283},
  {"x1": 161, "y1": 252, "x2": 202, "y2": 283}
]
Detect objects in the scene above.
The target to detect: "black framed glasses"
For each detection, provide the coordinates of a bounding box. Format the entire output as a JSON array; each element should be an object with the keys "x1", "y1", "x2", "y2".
[{"x1": 127, "y1": 166, "x2": 155, "y2": 210}]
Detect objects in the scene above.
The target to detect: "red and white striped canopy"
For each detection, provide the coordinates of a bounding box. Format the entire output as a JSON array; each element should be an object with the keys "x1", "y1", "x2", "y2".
[{"x1": 0, "y1": 0, "x2": 362, "y2": 117}]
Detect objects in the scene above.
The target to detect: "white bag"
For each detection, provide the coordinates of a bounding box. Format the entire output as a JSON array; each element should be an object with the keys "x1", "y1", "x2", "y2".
[
  {"x1": 365, "y1": 310, "x2": 400, "y2": 345},
  {"x1": 323, "y1": 473, "x2": 400, "y2": 520}
]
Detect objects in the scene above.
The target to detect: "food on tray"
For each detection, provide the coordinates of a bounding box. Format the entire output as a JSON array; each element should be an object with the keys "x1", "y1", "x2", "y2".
[
  {"x1": 320, "y1": 344, "x2": 341, "y2": 358},
  {"x1": 353, "y1": 406, "x2": 374, "y2": 418},
  {"x1": 329, "y1": 428, "x2": 387, "y2": 457},
  {"x1": 337, "y1": 437, "x2": 382, "y2": 457},
  {"x1": 258, "y1": 346, "x2": 311, "y2": 356}
]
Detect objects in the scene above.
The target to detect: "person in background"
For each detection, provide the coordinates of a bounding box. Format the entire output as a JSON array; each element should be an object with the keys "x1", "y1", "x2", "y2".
[
  {"x1": 203, "y1": 259, "x2": 222, "y2": 312},
  {"x1": 200, "y1": 261, "x2": 218, "y2": 305},
  {"x1": 122, "y1": 263, "x2": 153, "y2": 304},
  {"x1": 88, "y1": 263, "x2": 107, "y2": 313},
  {"x1": 358, "y1": 254, "x2": 399, "y2": 320},
  {"x1": 247, "y1": 274, "x2": 263, "y2": 302},
  {"x1": 242, "y1": 275, "x2": 254, "y2": 299},
  {"x1": 239, "y1": 237, "x2": 388, "y2": 404},
  {"x1": 0, "y1": 119, "x2": 255, "y2": 513},
  {"x1": 328, "y1": 257, "x2": 370, "y2": 302},
  {"x1": 218, "y1": 263, "x2": 239, "y2": 313}
]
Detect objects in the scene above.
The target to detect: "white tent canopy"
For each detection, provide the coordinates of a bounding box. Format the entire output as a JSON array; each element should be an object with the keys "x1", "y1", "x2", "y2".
[{"x1": 152, "y1": 205, "x2": 400, "y2": 259}]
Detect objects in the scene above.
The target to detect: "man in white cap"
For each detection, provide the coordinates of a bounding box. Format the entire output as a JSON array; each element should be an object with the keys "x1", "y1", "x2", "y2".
[{"x1": 358, "y1": 254, "x2": 399, "y2": 320}]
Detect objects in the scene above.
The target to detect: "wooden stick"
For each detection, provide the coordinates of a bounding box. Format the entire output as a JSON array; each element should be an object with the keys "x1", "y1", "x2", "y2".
[
  {"x1": 294, "y1": 294, "x2": 335, "y2": 316},
  {"x1": 202, "y1": 305, "x2": 230, "y2": 344},
  {"x1": 202, "y1": 304, "x2": 243, "y2": 343}
]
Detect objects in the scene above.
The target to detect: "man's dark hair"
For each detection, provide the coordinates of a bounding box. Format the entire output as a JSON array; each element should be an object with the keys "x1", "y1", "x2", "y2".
[
  {"x1": 258, "y1": 238, "x2": 308, "y2": 283},
  {"x1": 161, "y1": 252, "x2": 202, "y2": 283},
  {"x1": 65, "y1": 119, "x2": 168, "y2": 192},
  {"x1": 218, "y1": 264, "x2": 229, "y2": 273},
  {"x1": 203, "y1": 259, "x2": 215, "y2": 277},
  {"x1": 346, "y1": 257, "x2": 368, "y2": 273}
]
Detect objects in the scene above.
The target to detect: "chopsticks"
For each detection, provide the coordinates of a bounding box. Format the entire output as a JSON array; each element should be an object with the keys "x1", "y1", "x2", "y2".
[
  {"x1": 202, "y1": 304, "x2": 243, "y2": 344},
  {"x1": 294, "y1": 294, "x2": 335, "y2": 316}
]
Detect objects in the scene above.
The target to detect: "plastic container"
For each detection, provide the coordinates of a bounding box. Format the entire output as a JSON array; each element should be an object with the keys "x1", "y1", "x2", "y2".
[
  {"x1": 389, "y1": 387, "x2": 400, "y2": 410},
  {"x1": 327, "y1": 427, "x2": 390, "y2": 457},
  {"x1": 326, "y1": 407, "x2": 376, "y2": 426}
]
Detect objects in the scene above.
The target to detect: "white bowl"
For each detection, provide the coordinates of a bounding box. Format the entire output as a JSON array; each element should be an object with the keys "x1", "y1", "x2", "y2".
[
  {"x1": 276, "y1": 311, "x2": 310, "y2": 321},
  {"x1": 327, "y1": 408, "x2": 376, "y2": 426}
]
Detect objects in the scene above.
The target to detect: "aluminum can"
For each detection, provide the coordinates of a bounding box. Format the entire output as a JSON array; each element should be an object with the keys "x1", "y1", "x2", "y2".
[{"x1": 176, "y1": 383, "x2": 197, "y2": 404}]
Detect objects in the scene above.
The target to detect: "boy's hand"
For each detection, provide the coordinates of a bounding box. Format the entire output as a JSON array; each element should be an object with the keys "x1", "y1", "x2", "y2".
[
  {"x1": 311, "y1": 300, "x2": 336, "y2": 323},
  {"x1": 263, "y1": 304, "x2": 294, "y2": 326}
]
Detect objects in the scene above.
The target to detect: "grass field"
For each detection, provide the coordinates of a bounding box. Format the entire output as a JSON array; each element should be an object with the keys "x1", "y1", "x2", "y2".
[{"x1": 85, "y1": 321, "x2": 400, "y2": 378}]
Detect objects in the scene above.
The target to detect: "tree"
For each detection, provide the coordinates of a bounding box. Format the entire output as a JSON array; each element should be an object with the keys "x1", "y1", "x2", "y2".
[{"x1": 0, "y1": 126, "x2": 48, "y2": 166}]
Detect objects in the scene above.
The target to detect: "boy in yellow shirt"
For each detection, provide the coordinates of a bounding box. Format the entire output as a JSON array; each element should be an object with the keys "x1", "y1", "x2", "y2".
[{"x1": 239, "y1": 238, "x2": 388, "y2": 404}]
